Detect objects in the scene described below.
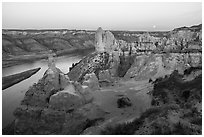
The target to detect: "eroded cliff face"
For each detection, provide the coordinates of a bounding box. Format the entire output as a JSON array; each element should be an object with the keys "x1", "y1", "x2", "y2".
[
  {"x1": 124, "y1": 52, "x2": 202, "y2": 81},
  {"x1": 68, "y1": 52, "x2": 110, "y2": 82},
  {"x1": 2, "y1": 30, "x2": 95, "y2": 68},
  {"x1": 2, "y1": 30, "x2": 95, "y2": 57},
  {"x1": 68, "y1": 25, "x2": 202, "y2": 84}
]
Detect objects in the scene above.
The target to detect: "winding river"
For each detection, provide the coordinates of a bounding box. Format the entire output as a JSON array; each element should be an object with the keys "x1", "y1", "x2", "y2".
[{"x1": 2, "y1": 51, "x2": 91, "y2": 128}]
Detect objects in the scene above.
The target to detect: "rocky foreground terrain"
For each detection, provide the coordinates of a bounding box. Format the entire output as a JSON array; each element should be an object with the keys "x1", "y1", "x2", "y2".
[{"x1": 3, "y1": 24, "x2": 202, "y2": 135}]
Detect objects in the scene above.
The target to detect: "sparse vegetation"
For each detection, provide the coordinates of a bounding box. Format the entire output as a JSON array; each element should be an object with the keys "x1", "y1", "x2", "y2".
[{"x1": 101, "y1": 68, "x2": 202, "y2": 135}]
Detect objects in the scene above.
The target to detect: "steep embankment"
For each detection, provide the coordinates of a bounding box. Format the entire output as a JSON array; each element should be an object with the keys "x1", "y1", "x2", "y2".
[{"x1": 2, "y1": 67, "x2": 41, "y2": 90}]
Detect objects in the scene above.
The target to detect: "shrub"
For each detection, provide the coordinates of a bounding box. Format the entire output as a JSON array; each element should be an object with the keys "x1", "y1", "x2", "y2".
[
  {"x1": 101, "y1": 107, "x2": 162, "y2": 135},
  {"x1": 171, "y1": 122, "x2": 196, "y2": 135},
  {"x1": 101, "y1": 118, "x2": 143, "y2": 135},
  {"x1": 190, "y1": 117, "x2": 202, "y2": 125}
]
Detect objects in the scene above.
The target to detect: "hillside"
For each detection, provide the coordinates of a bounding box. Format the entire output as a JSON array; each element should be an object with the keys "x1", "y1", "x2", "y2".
[
  {"x1": 2, "y1": 29, "x2": 95, "y2": 55},
  {"x1": 2, "y1": 24, "x2": 202, "y2": 68},
  {"x1": 2, "y1": 30, "x2": 95, "y2": 67}
]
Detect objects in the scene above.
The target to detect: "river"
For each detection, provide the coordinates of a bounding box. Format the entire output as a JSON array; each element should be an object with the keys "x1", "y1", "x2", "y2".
[{"x1": 2, "y1": 51, "x2": 91, "y2": 128}]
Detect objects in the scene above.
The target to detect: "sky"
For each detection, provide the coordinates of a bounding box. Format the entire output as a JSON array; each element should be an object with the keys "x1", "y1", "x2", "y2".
[{"x1": 2, "y1": 2, "x2": 202, "y2": 31}]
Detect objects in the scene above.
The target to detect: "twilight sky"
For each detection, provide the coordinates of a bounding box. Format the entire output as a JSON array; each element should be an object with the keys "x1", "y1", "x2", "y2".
[{"x1": 2, "y1": 2, "x2": 202, "y2": 31}]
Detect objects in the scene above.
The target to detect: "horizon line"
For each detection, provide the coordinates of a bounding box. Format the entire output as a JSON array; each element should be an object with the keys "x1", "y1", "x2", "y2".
[{"x1": 2, "y1": 23, "x2": 202, "y2": 32}]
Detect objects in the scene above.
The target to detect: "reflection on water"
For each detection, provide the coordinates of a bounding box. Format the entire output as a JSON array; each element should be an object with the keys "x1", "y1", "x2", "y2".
[{"x1": 2, "y1": 53, "x2": 88, "y2": 128}]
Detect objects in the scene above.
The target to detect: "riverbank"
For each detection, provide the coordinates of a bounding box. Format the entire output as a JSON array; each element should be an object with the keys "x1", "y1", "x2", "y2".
[
  {"x1": 2, "y1": 47, "x2": 95, "y2": 68},
  {"x1": 2, "y1": 67, "x2": 41, "y2": 90}
]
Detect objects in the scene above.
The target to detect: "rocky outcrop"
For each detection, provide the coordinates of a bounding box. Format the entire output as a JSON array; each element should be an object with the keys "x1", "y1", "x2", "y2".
[
  {"x1": 12, "y1": 56, "x2": 106, "y2": 134},
  {"x1": 82, "y1": 73, "x2": 100, "y2": 91},
  {"x1": 21, "y1": 56, "x2": 70, "y2": 107},
  {"x1": 94, "y1": 27, "x2": 117, "y2": 53},
  {"x1": 68, "y1": 52, "x2": 110, "y2": 82},
  {"x1": 68, "y1": 27, "x2": 134, "y2": 83},
  {"x1": 68, "y1": 25, "x2": 202, "y2": 84},
  {"x1": 124, "y1": 52, "x2": 202, "y2": 81},
  {"x1": 49, "y1": 87, "x2": 84, "y2": 111}
]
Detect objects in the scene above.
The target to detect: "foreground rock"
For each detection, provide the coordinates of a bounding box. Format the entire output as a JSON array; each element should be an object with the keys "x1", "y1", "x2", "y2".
[
  {"x1": 2, "y1": 67, "x2": 41, "y2": 90},
  {"x1": 21, "y1": 56, "x2": 70, "y2": 107},
  {"x1": 8, "y1": 56, "x2": 106, "y2": 135},
  {"x1": 82, "y1": 73, "x2": 100, "y2": 91},
  {"x1": 13, "y1": 103, "x2": 106, "y2": 135},
  {"x1": 117, "y1": 96, "x2": 132, "y2": 108}
]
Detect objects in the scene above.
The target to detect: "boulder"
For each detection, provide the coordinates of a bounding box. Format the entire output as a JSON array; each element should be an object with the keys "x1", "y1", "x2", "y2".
[
  {"x1": 117, "y1": 96, "x2": 132, "y2": 108},
  {"x1": 82, "y1": 73, "x2": 100, "y2": 91},
  {"x1": 49, "y1": 89, "x2": 84, "y2": 111}
]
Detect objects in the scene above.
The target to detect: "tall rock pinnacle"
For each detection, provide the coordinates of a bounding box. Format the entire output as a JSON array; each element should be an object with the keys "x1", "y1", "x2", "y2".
[
  {"x1": 95, "y1": 27, "x2": 105, "y2": 52},
  {"x1": 94, "y1": 27, "x2": 116, "y2": 53},
  {"x1": 48, "y1": 55, "x2": 56, "y2": 70}
]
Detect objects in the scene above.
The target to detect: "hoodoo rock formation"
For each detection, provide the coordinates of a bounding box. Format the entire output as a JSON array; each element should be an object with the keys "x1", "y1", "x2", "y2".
[
  {"x1": 94, "y1": 27, "x2": 117, "y2": 53},
  {"x1": 68, "y1": 25, "x2": 202, "y2": 87}
]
